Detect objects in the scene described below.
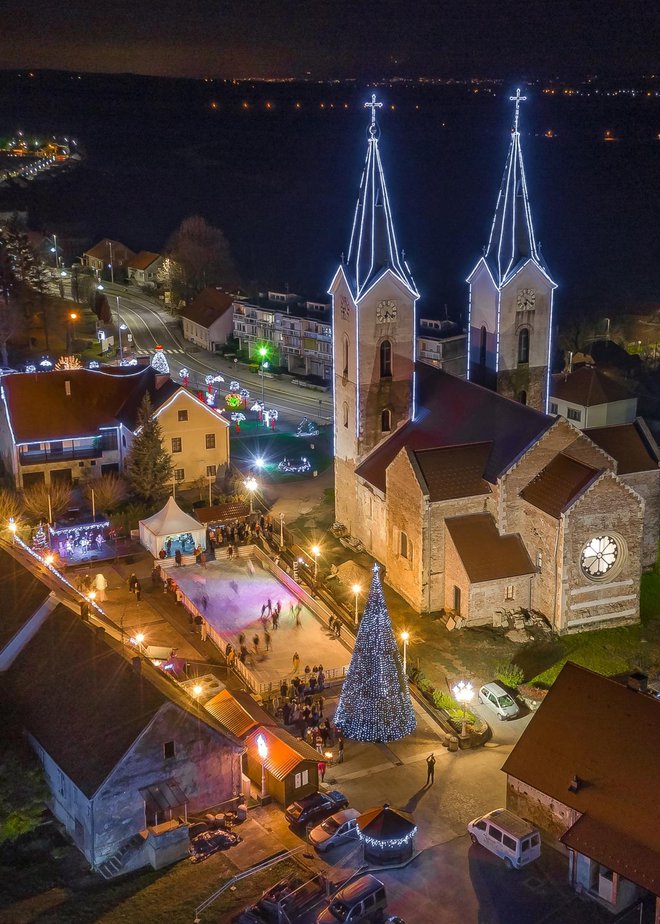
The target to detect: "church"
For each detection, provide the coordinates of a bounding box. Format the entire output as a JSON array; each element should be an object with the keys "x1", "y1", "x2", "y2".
[{"x1": 329, "y1": 93, "x2": 659, "y2": 634}]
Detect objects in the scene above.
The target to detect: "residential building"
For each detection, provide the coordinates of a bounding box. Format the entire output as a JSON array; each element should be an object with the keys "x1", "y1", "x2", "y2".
[
  {"x1": 127, "y1": 251, "x2": 163, "y2": 287},
  {"x1": 0, "y1": 365, "x2": 230, "y2": 490},
  {"x1": 502, "y1": 663, "x2": 660, "y2": 917},
  {"x1": 548, "y1": 364, "x2": 638, "y2": 428},
  {"x1": 181, "y1": 287, "x2": 234, "y2": 352},
  {"x1": 83, "y1": 239, "x2": 135, "y2": 276},
  {"x1": 417, "y1": 318, "x2": 467, "y2": 376}
]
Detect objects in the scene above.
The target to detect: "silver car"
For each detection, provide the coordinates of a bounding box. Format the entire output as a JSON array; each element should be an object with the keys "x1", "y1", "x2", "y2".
[
  {"x1": 478, "y1": 682, "x2": 520, "y2": 720},
  {"x1": 308, "y1": 808, "x2": 360, "y2": 852}
]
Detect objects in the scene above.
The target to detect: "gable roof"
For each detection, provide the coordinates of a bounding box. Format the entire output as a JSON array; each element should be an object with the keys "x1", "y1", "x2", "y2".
[
  {"x1": 411, "y1": 443, "x2": 492, "y2": 502},
  {"x1": 128, "y1": 250, "x2": 161, "y2": 271},
  {"x1": 204, "y1": 689, "x2": 276, "y2": 738},
  {"x1": 0, "y1": 546, "x2": 51, "y2": 651},
  {"x1": 502, "y1": 662, "x2": 660, "y2": 894},
  {"x1": 551, "y1": 366, "x2": 634, "y2": 407},
  {"x1": 520, "y1": 452, "x2": 602, "y2": 518},
  {"x1": 356, "y1": 365, "x2": 552, "y2": 494},
  {"x1": 445, "y1": 513, "x2": 536, "y2": 583},
  {"x1": 585, "y1": 420, "x2": 660, "y2": 475},
  {"x1": 140, "y1": 496, "x2": 204, "y2": 537},
  {"x1": 180, "y1": 288, "x2": 234, "y2": 329},
  {"x1": 1, "y1": 366, "x2": 180, "y2": 442},
  {"x1": 84, "y1": 239, "x2": 135, "y2": 262},
  {"x1": 244, "y1": 725, "x2": 321, "y2": 781}
]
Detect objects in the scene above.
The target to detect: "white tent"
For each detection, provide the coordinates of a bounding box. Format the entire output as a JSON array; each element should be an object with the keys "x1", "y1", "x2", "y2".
[{"x1": 139, "y1": 496, "x2": 206, "y2": 559}]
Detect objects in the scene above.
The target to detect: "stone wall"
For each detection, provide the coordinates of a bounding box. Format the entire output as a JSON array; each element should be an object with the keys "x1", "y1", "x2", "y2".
[
  {"x1": 469, "y1": 574, "x2": 534, "y2": 627},
  {"x1": 385, "y1": 449, "x2": 427, "y2": 611},
  {"x1": 620, "y1": 469, "x2": 660, "y2": 569},
  {"x1": 506, "y1": 776, "x2": 579, "y2": 846}
]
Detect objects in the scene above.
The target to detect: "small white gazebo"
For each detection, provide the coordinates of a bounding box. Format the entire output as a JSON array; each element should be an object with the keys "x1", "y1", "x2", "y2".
[{"x1": 139, "y1": 496, "x2": 206, "y2": 560}]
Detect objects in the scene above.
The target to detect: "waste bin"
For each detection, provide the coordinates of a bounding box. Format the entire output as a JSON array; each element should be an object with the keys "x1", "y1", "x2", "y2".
[{"x1": 448, "y1": 736, "x2": 459, "y2": 752}]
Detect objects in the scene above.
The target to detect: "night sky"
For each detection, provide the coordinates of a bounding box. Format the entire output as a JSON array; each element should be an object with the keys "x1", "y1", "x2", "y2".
[{"x1": 0, "y1": 0, "x2": 658, "y2": 79}]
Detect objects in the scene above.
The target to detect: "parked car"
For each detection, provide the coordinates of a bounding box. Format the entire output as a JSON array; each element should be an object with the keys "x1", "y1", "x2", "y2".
[
  {"x1": 317, "y1": 874, "x2": 387, "y2": 924},
  {"x1": 467, "y1": 809, "x2": 541, "y2": 869},
  {"x1": 239, "y1": 873, "x2": 327, "y2": 923},
  {"x1": 189, "y1": 828, "x2": 240, "y2": 863},
  {"x1": 477, "y1": 682, "x2": 520, "y2": 720},
  {"x1": 309, "y1": 808, "x2": 361, "y2": 852},
  {"x1": 285, "y1": 790, "x2": 349, "y2": 828}
]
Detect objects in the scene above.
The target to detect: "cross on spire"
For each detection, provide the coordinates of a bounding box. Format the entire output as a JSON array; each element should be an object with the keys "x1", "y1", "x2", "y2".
[
  {"x1": 365, "y1": 93, "x2": 383, "y2": 136},
  {"x1": 510, "y1": 87, "x2": 527, "y2": 134}
]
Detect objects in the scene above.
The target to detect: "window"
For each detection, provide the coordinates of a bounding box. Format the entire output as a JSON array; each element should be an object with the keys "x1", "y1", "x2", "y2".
[
  {"x1": 205, "y1": 433, "x2": 215, "y2": 450},
  {"x1": 294, "y1": 769, "x2": 309, "y2": 789},
  {"x1": 518, "y1": 327, "x2": 530, "y2": 364},
  {"x1": 476, "y1": 820, "x2": 487, "y2": 832},
  {"x1": 567, "y1": 407, "x2": 582, "y2": 422},
  {"x1": 488, "y1": 826, "x2": 502, "y2": 842},
  {"x1": 343, "y1": 402, "x2": 349, "y2": 428},
  {"x1": 178, "y1": 410, "x2": 188, "y2": 422},
  {"x1": 171, "y1": 437, "x2": 182, "y2": 453},
  {"x1": 380, "y1": 339, "x2": 392, "y2": 378},
  {"x1": 174, "y1": 468, "x2": 185, "y2": 482},
  {"x1": 536, "y1": 551, "x2": 543, "y2": 570},
  {"x1": 207, "y1": 464, "x2": 217, "y2": 477},
  {"x1": 400, "y1": 530, "x2": 409, "y2": 559},
  {"x1": 549, "y1": 402, "x2": 558, "y2": 415},
  {"x1": 453, "y1": 585, "x2": 461, "y2": 615},
  {"x1": 503, "y1": 835, "x2": 516, "y2": 851},
  {"x1": 518, "y1": 390, "x2": 527, "y2": 405},
  {"x1": 479, "y1": 325, "x2": 487, "y2": 366},
  {"x1": 342, "y1": 333, "x2": 349, "y2": 376},
  {"x1": 163, "y1": 741, "x2": 175, "y2": 760},
  {"x1": 381, "y1": 408, "x2": 392, "y2": 432},
  {"x1": 100, "y1": 430, "x2": 118, "y2": 451},
  {"x1": 505, "y1": 584, "x2": 515, "y2": 600}
]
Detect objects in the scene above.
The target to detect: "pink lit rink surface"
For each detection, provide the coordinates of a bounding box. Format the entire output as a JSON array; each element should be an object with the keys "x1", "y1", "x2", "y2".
[{"x1": 172, "y1": 557, "x2": 350, "y2": 682}]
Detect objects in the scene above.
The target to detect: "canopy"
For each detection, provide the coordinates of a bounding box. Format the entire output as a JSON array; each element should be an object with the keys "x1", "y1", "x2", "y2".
[{"x1": 139, "y1": 496, "x2": 206, "y2": 558}]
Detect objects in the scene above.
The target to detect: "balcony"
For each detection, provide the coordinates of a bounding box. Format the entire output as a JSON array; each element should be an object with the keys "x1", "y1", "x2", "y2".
[{"x1": 19, "y1": 444, "x2": 104, "y2": 466}]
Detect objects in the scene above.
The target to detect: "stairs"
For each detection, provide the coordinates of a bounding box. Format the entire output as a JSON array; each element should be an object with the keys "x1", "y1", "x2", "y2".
[{"x1": 97, "y1": 833, "x2": 146, "y2": 879}]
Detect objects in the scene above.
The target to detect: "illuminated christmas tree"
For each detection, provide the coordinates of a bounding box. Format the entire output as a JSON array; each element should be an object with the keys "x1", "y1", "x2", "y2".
[
  {"x1": 32, "y1": 523, "x2": 48, "y2": 549},
  {"x1": 151, "y1": 346, "x2": 169, "y2": 375},
  {"x1": 334, "y1": 563, "x2": 416, "y2": 743}
]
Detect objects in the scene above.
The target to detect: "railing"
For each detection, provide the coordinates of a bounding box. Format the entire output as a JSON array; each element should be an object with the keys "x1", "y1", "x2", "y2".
[{"x1": 19, "y1": 445, "x2": 104, "y2": 465}]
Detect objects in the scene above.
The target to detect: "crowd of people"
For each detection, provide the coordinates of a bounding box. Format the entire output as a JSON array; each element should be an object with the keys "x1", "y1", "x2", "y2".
[
  {"x1": 277, "y1": 670, "x2": 345, "y2": 763},
  {"x1": 207, "y1": 514, "x2": 276, "y2": 551}
]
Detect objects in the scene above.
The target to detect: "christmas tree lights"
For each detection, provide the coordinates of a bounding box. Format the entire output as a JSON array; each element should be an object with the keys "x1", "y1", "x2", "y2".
[
  {"x1": 334, "y1": 563, "x2": 416, "y2": 743},
  {"x1": 151, "y1": 346, "x2": 170, "y2": 375}
]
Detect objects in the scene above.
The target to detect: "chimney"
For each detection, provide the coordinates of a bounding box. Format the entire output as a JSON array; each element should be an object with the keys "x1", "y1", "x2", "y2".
[
  {"x1": 568, "y1": 774, "x2": 583, "y2": 794},
  {"x1": 65, "y1": 380, "x2": 71, "y2": 396},
  {"x1": 155, "y1": 374, "x2": 169, "y2": 389},
  {"x1": 132, "y1": 656, "x2": 141, "y2": 674},
  {"x1": 626, "y1": 671, "x2": 648, "y2": 693},
  {"x1": 567, "y1": 352, "x2": 573, "y2": 374}
]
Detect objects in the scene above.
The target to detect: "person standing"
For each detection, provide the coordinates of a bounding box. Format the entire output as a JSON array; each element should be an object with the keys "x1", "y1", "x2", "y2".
[
  {"x1": 128, "y1": 572, "x2": 137, "y2": 594},
  {"x1": 264, "y1": 629, "x2": 272, "y2": 651},
  {"x1": 426, "y1": 753, "x2": 436, "y2": 785},
  {"x1": 337, "y1": 734, "x2": 344, "y2": 763},
  {"x1": 292, "y1": 651, "x2": 300, "y2": 673},
  {"x1": 175, "y1": 548, "x2": 182, "y2": 567},
  {"x1": 253, "y1": 633, "x2": 260, "y2": 655},
  {"x1": 134, "y1": 579, "x2": 142, "y2": 603},
  {"x1": 94, "y1": 573, "x2": 108, "y2": 602},
  {"x1": 318, "y1": 761, "x2": 327, "y2": 783}
]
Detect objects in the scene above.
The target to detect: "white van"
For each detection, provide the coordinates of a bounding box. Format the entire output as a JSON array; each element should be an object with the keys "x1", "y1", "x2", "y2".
[{"x1": 467, "y1": 809, "x2": 541, "y2": 869}]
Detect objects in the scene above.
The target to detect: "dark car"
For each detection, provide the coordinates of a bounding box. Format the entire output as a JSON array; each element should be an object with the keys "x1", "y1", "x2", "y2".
[
  {"x1": 285, "y1": 790, "x2": 348, "y2": 827},
  {"x1": 189, "y1": 828, "x2": 240, "y2": 863}
]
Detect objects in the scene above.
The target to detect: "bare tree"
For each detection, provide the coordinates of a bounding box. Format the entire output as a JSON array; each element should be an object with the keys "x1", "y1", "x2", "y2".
[
  {"x1": 166, "y1": 215, "x2": 237, "y2": 300},
  {"x1": 0, "y1": 487, "x2": 23, "y2": 526},
  {"x1": 83, "y1": 474, "x2": 128, "y2": 513},
  {"x1": 0, "y1": 295, "x2": 21, "y2": 367},
  {"x1": 23, "y1": 482, "x2": 72, "y2": 521}
]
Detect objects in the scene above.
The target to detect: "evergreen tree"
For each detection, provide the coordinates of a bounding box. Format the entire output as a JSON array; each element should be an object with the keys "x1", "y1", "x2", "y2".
[
  {"x1": 334, "y1": 563, "x2": 416, "y2": 743},
  {"x1": 124, "y1": 394, "x2": 174, "y2": 503}
]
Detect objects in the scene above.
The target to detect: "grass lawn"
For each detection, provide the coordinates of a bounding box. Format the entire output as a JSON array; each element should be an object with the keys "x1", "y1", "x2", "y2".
[{"x1": 230, "y1": 428, "x2": 332, "y2": 482}]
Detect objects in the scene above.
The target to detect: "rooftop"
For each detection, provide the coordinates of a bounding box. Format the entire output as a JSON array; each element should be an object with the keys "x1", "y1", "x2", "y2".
[
  {"x1": 244, "y1": 724, "x2": 321, "y2": 780},
  {"x1": 551, "y1": 365, "x2": 634, "y2": 407},
  {"x1": 445, "y1": 513, "x2": 536, "y2": 583},
  {"x1": 127, "y1": 250, "x2": 161, "y2": 271},
  {"x1": 0, "y1": 546, "x2": 51, "y2": 651},
  {"x1": 520, "y1": 452, "x2": 602, "y2": 518},
  {"x1": 412, "y1": 443, "x2": 492, "y2": 502},
  {"x1": 84, "y1": 238, "x2": 134, "y2": 261},
  {"x1": 204, "y1": 688, "x2": 276, "y2": 739},
  {"x1": 180, "y1": 287, "x2": 234, "y2": 328},
  {"x1": 585, "y1": 419, "x2": 659, "y2": 474}
]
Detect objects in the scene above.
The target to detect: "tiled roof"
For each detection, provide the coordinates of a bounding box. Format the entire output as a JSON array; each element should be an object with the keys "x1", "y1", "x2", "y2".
[
  {"x1": 502, "y1": 663, "x2": 660, "y2": 895},
  {"x1": 0, "y1": 547, "x2": 51, "y2": 650},
  {"x1": 520, "y1": 453, "x2": 602, "y2": 518},
  {"x1": 194, "y1": 503, "x2": 250, "y2": 525},
  {"x1": 356, "y1": 365, "x2": 552, "y2": 494},
  {"x1": 84, "y1": 239, "x2": 135, "y2": 262},
  {"x1": 245, "y1": 726, "x2": 321, "y2": 781},
  {"x1": 445, "y1": 513, "x2": 536, "y2": 583},
  {"x1": 551, "y1": 366, "x2": 634, "y2": 406},
  {"x1": 128, "y1": 251, "x2": 161, "y2": 271},
  {"x1": 180, "y1": 288, "x2": 233, "y2": 328},
  {"x1": 585, "y1": 420, "x2": 660, "y2": 475},
  {"x1": 412, "y1": 443, "x2": 492, "y2": 502},
  {"x1": 204, "y1": 689, "x2": 275, "y2": 739}
]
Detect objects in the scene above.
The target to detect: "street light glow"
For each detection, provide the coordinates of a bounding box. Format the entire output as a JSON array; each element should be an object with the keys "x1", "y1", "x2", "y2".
[
  {"x1": 256, "y1": 732, "x2": 268, "y2": 760},
  {"x1": 401, "y1": 631, "x2": 410, "y2": 642},
  {"x1": 134, "y1": 632, "x2": 145, "y2": 645},
  {"x1": 311, "y1": 545, "x2": 321, "y2": 557},
  {"x1": 192, "y1": 684, "x2": 203, "y2": 699}
]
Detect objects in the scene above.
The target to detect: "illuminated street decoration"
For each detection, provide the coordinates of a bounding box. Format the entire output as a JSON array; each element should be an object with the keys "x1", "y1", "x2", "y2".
[
  {"x1": 151, "y1": 346, "x2": 170, "y2": 375},
  {"x1": 277, "y1": 456, "x2": 311, "y2": 474},
  {"x1": 334, "y1": 563, "x2": 415, "y2": 742},
  {"x1": 55, "y1": 355, "x2": 82, "y2": 370},
  {"x1": 225, "y1": 392, "x2": 242, "y2": 409}
]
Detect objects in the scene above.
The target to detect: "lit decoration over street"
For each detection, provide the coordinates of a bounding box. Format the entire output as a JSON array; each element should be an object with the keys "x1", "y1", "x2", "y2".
[{"x1": 150, "y1": 346, "x2": 170, "y2": 375}]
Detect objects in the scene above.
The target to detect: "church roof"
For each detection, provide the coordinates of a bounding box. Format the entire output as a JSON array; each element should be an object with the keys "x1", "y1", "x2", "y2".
[
  {"x1": 445, "y1": 513, "x2": 536, "y2": 583},
  {"x1": 484, "y1": 90, "x2": 551, "y2": 288},
  {"x1": 520, "y1": 452, "x2": 602, "y2": 518},
  {"x1": 355, "y1": 364, "x2": 552, "y2": 494},
  {"x1": 344, "y1": 95, "x2": 418, "y2": 300},
  {"x1": 585, "y1": 420, "x2": 660, "y2": 474},
  {"x1": 412, "y1": 443, "x2": 492, "y2": 502},
  {"x1": 551, "y1": 366, "x2": 634, "y2": 407}
]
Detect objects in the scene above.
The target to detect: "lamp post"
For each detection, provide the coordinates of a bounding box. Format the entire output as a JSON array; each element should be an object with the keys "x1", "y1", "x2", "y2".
[
  {"x1": 401, "y1": 631, "x2": 410, "y2": 674},
  {"x1": 67, "y1": 311, "x2": 78, "y2": 352},
  {"x1": 108, "y1": 240, "x2": 114, "y2": 284},
  {"x1": 279, "y1": 512, "x2": 284, "y2": 548},
  {"x1": 311, "y1": 544, "x2": 320, "y2": 580},
  {"x1": 352, "y1": 584, "x2": 361, "y2": 626},
  {"x1": 604, "y1": 317, "x2": 611, "y2": 341},
  {"x1": 119, "y1": 321, "x2": 127, "y2": 361},
  {"x1": 8, "y1": 517, "x2": 17, "y2": 540},
  {"x1": 258, "y1": 346, "x2": 269, "y2": 408},
  {"x1": 58, "y1": 269, "x2": 67, "y2": 298},
  {"x1": 452, "y1": 680, "x2": 474, "y2": 737},
  {"x1": 244, "y1": 477, "x2": 258, "y2": 514},
  {"x1": 256, "y1": 733, "x2": 268, "y2": 802}
]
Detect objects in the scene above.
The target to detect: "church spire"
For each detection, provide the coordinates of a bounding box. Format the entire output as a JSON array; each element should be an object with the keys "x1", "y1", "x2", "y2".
[
  {"x1": 485, "y1": 88, "x2": 543, "y2": 286},
  {"x1": 345, "y1": 94, "x2": 418, "y2": 300}
]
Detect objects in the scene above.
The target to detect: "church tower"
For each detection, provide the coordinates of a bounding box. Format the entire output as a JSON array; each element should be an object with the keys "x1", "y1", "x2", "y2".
[
  {"x1": 329, "y1": 95, "x2": 418, "y2": 533},
  {"x1": 467, "y1": 89, "x2": 556, "y2": 411}
]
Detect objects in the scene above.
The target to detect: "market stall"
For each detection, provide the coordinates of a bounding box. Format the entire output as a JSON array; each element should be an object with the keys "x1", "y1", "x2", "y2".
[{"x1": 139, "y1": 496, "x2": 206, "y2": 560}]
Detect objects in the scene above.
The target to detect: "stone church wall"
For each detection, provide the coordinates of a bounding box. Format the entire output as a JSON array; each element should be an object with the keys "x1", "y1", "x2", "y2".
[
  {"x1": 385, "y1": 450, "x2": 426, "y2": 611},
  {"x1": 619, "y1": 469, "x2": 660, "y2": 569},
  {"x1": 354, "y1": 478, "x2": 387, "y2": 563}
]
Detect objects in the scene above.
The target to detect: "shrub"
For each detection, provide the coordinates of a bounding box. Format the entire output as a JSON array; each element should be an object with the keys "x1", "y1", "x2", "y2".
[
  {"x1": 417, "y1": 677, "x2": 432, "y2": 694},
  {"x1": 495, "y1": 662, "x2": 525, "y2": 688},
  {"x1": 432, "y1": 690, "x2": 457, "y2": 711}
]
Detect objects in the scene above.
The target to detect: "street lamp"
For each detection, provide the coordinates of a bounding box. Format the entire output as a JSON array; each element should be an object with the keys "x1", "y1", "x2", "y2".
[
  {"x1": 352, "y1": 584, "x2": 361, "y2": 626},
  {"x1": 279, "y1": 512, "x2": 285, "y2": 548},
  {"x1": 8, "y1": 517, "x2": 17, "y2": 539},
  {"x1": 257, "y1": 345, "x2": 269, "y2": 408},
  {"x1": 604, "y1": 317, "x2": 611, "y2": 341},
  {"x1": 119, "y1": 321, "x2": 128, "y2": 361},
  {"x1": 452, "y1": 680, "x2": 474, "y2": 737},
  {"x1": 67, "y1": 311, "x2": 78, "y2": 352},
  {"x1": 400, "y1": 631, "x2": 410, "y2": 674},
  {"x1": 244, "y1": 477, "x2": 258, "y2": 514},
  {"x1": 192, "y1": 684, "x2": 203, "y2": 700},
  {"x1": 311, "y1": 544, "x2": 321, "y2": 580},
  {"x1": 256, "y1": 732, "x2": 268, "y2": 802}
]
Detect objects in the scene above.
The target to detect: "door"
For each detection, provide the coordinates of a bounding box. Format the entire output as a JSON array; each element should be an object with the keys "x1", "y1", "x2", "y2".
[{"x1": 453, "y1": 585, "x2": 461, "y2": 615}]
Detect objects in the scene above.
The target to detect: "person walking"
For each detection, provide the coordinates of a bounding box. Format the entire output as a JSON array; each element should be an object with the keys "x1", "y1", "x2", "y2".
[
  {"x1": 94, "y1": 573, "x2": 108, "y2": 602},
  {"x1": 426, "y1": 753, "x2": 436, "y2": 785},
  {"x1": 318, "y1": 761, "x2": 327, "y2": 783},
  {"x1": 175, "y1": 548, "x2": 182, "y2": 567},
  {"x1": 337, "y1": 734, "x2": 344, "y2": 763},
  {"x1": 253, "y1": 633, "x2": 260, "y2": 655},
  {"x1": 128, "y1": 572, "x2": 137, "y2": 594},
  {"x1": 292, "y1": 651, "x2": 300, "y2": 673},
  {"x1": 264, "y1": 629, "x2": 272, "y2": 651},
  {"x1": 335, "y1": 620, "x2": 341, "y2": 639},
  {"x1": 134, "y1": 579, "x2": 142, "y2": 603}
]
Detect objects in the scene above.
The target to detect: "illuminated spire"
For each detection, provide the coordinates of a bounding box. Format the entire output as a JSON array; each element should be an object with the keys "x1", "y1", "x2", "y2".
[
  {"x1": 345, "y1": 94, "x2": 418, "y2": 300},
  {"x1": 485, "y1": 88, "x2": 544, "y2": 286}
]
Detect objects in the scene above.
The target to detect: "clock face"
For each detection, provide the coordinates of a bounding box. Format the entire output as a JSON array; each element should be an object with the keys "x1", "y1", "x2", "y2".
[
  {"x1": 376, "y1": 299, "x2": 398, "y2": 323},
  {"x1": 340, "y1": 295, "x2": 350, "y2": 320},
  {"x1": 517, "y1": 288, "x2": 536, "y2": 311},
  {"x1": 580, "y1": 535, "x2": 619, "y2": 579}
]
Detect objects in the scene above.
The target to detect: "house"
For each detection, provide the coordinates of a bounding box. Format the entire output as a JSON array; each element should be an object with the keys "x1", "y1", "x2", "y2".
[
  {"x1": 180, "y1": 287, "x2": 234, "y2": 352},
  {"x1": 83, "y1": 239, "x2": 135, "y2": 276},
  {"x1": 0, "y1": 365, "x2": 230, "y2": 489},
  {"x1": 127, "y1": 251, "x2": 163, "y2": 287},
  {"x1": 502, "y1": 663, "x2": 660, "y2": 917},
  {"x1": 549, "y1": 365, "x2": 638, "y2": 429},
  {"x1": 416, "y1": 318, "x2": 467, "y2": 377}
]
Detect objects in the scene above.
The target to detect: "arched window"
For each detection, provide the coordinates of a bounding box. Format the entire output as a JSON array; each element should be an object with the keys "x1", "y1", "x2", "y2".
[
  {"x1": 518, "y1": 390, "x2": 527, "y2": 405},
  {"x1": 518, "y1": 327, "x2": 530, "y2": 364},
  {"x1": 479, "y1": 326, "x2": 487, "y2": 366},
  {"x1": 342, "y1": 334, "x2": 349, "y2": 376},
  {"x1": 381, "y1": 408, "x2": 392, "y2": 432},
  {"x1": 342, "y1": 401, "x2": 349, "y2": 428},
  {"x1": 380, "y1": 339, "x2": 392, "y2": 378}
]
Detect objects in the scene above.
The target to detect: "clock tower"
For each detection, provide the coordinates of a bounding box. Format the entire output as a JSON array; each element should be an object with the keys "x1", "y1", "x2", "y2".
[
  {"x1": 467, "y1": 89, "x2": 556, "y2": 411},
  {"x1": 329, "y1": 95, "x2": 418, "y2": 533}
]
